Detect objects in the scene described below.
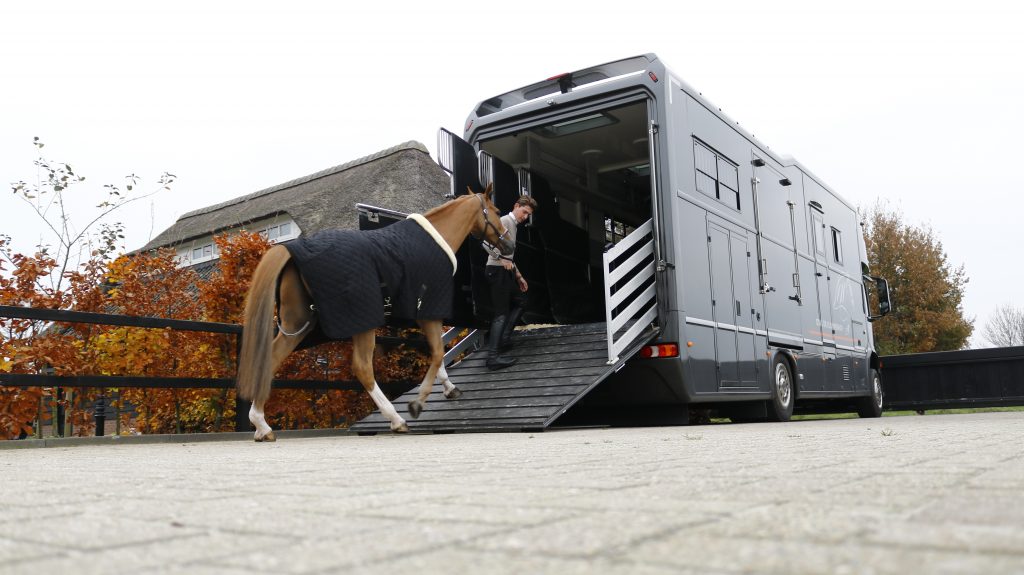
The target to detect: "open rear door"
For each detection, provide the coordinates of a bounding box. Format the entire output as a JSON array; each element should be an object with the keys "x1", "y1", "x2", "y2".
[
  {"x1": 438, "y1": 128, "x2": 481, "y2": 198},
  {"x1": 437, "y1": 128, "x2": 490, "y2": 326}
]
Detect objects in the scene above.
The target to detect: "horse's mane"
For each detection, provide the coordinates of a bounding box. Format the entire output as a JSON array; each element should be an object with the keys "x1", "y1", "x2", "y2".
[{"x1": 422, "y1": 195, "x2": 466, "y2": 218}]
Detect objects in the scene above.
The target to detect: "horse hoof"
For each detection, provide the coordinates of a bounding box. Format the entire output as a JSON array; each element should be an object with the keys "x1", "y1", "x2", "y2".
[
  {"x1": 444, "y1": 387, "x2": 463, "y2": 400},
  {"x1": 254, "y1": 431, "x2": 276, "y2": 442},
  {"x1": 392, "y1": 422, "x2": 409, "y2": 433},
  {"x1": 408, "y1": 400, "x2": 423, "y2": 419}
]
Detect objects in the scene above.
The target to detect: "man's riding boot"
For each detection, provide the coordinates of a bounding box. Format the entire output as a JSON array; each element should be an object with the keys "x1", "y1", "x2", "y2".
[
  {"x1": 486, "y1": 315, "x2": 517, "y2": 370},
  {"x1": 499, "y1": 306, "x2": 524, "y2": 351}
]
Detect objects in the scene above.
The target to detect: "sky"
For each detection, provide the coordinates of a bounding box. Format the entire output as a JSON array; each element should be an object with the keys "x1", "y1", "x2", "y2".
[{"x1": 2, "y1": 0, "x2": 1021, "y2": 348}]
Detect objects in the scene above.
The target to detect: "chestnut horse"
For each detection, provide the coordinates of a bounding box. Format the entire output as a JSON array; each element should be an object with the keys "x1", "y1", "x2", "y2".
[{"x1": 236, "y1": 186, "x2": 513, "y2": 440}]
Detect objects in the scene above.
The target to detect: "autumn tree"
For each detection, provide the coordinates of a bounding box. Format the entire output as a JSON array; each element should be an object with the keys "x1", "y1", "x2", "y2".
[
  {"x1": 1, "y1": 138, "x2": 175, "y2": 438},
  {"x1": 7, "y1": 137, "x2": 175, "y2": 294},
  {"x1": 2, "y1": 140, "x2": 427, "y2": 439},
  {"x1": 863, "y1": 203, "x2": 972, "y2": 354},
  {"x1": 982, "y1": 304, "x2": 1024, "y2": 347}
]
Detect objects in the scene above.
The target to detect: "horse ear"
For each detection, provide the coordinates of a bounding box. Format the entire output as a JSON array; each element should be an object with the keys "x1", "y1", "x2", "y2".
[
  {"x1": 484, "y1": 182, "x2": 493, "y2": 199},
  {"x1": 465, "y1": 186, "x2": 475, "y2": 196}
]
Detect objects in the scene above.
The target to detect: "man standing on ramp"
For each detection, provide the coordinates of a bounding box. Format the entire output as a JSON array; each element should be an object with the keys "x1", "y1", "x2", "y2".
[{"x1": 484, "y1": 195, "x2": 537, "y2": 370}]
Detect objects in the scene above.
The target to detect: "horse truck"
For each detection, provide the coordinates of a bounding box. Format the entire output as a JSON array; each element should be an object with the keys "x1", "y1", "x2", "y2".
[{"x1": 427, "y1": 52, "x2": 893, "y2": 427}]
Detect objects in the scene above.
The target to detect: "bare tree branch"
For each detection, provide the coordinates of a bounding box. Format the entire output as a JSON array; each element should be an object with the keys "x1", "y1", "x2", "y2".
[{"x1": 982, "y1": 304, "x2": 1024, "y2": 347}]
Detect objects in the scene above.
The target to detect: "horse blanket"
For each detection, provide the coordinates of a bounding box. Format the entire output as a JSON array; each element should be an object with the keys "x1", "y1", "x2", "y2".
[{"x1": 284, "y1": 215, "x2": 457, "y2": 340}]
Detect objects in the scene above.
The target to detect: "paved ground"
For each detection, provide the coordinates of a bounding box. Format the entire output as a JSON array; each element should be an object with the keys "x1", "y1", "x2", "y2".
[{"x1": 2, "y1": 411, "x2": 1023, "y2": 574}]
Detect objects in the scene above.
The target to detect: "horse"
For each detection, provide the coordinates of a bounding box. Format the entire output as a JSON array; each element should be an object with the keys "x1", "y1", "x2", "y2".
[{"x1": 236, "y1": 185, "x2": 513, "y2": 440}]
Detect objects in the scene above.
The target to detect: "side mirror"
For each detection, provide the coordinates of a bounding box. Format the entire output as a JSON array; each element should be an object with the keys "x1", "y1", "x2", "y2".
[{"x1": 866, "y1": 276, "x2": 892, "y2": 321}]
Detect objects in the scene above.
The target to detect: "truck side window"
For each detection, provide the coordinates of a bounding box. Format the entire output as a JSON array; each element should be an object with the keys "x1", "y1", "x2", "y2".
[
  {"x1": 812, "y1": 212, "x2": 825, "y2": 255},
  {"x1": 693, "y1": 139, "x2": 740, "y2": 211}
]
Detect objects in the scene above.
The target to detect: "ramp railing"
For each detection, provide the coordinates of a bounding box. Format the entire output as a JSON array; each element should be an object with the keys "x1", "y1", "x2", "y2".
[{"x1": 602, "y1": 219, "x2": 658, "y2": 363}]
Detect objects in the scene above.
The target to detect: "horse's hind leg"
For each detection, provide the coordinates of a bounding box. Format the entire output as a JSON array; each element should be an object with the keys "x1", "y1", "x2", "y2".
[
  {"x1": 251, "y1": 263, "x2": 316, "y2": 442},
  {"x1": 352, "y1": 330, "x2": 408, "y2": 433},
  {"x1": 407, "y1": 320, "x2": 448, "y2": 419}
]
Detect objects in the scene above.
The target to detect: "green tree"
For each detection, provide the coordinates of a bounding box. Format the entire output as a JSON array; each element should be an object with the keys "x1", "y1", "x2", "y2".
[{"x1": 863, "y1": 203, "x2": 972, "y2": 354}]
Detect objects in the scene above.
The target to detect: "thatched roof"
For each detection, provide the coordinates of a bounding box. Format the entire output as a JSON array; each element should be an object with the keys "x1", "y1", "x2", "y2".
[{"x1": 138, "y1": 141, "x2": 450, "y2": 252}]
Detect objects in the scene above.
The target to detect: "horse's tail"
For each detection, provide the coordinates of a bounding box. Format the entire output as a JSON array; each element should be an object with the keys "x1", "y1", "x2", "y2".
[{"x1": 237, "y1": 245, "x2": 291, "y2": 404}]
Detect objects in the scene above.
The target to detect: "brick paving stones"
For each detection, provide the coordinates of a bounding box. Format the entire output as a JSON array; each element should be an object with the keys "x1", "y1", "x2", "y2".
[{"x1": 1, "y1": 412, "x2": 1022, "y2": 574}]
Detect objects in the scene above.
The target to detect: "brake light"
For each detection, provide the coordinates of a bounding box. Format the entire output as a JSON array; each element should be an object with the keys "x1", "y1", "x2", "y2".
[{"x1": 640, "y1": 343, "x2": 679, "y2": 358}]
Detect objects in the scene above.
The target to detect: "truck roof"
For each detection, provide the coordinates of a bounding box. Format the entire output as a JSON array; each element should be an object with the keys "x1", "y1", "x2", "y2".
[{"x1": 469, "y1": 53, "x2": 854, "y2": 212}]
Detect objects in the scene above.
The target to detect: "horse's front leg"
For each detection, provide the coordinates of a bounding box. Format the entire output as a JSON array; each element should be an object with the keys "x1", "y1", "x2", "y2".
[
  {"x1": 408, "y1": 320, "x2": 448, "y2": 419},
  {"x1": 353, "y1": 330, "x2": 408, "y2": 432},
  {"x1": 438, "y1": 365, "x2": 461, "y2": 400}
]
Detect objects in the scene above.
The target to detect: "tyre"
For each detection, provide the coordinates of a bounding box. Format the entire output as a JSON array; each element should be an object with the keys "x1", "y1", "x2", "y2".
[
  {"x1": 857, "y1": 369, "x2": 884, "y2": 418},
  {"x1": 768, "y1": 354, "x2": 795, "y2": 422}
]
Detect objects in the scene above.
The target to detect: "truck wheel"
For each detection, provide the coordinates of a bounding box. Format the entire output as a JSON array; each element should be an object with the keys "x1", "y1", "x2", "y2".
[
  {"x1": 857, "y1": 369, "x2": 884, "y2": 418},
  {"x1": 768, "y1": 355, "x2": 794, "y2": 422}
]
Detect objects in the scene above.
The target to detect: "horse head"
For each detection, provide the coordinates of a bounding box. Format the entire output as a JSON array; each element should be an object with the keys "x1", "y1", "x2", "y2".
[{"x1": 472, "y1": 183, "x2": 515, "y2": 255}]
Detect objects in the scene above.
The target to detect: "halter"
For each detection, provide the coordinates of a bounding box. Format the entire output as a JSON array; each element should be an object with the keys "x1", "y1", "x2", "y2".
[{"x1": 472, "y1": 193, "x2": 512, "y2": 247}]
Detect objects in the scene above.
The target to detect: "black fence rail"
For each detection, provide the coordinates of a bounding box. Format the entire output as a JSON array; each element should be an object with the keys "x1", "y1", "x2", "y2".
[
  {"x1": 0, "y1": 305, "x2": 421, "y2": 437},
  {"x1": 882, "y1": 346, "x2": 1024, "y2": 411}
]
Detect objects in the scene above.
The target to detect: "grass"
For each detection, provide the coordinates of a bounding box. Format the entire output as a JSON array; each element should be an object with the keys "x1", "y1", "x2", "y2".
[
  {"x1": 792, "y1": 405, "x2": 1024, "y2": 421},
  {"x1": 704, "y1": 406, "x2": 1024, "y2": 424}
]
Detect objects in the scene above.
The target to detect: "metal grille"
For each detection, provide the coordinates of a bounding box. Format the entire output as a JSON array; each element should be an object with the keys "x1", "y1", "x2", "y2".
[
  {"x1": 478, "y1": 151, "x2": 495, "y2": 187},
  {"x1": 437, "y1": 128, "x2": 457, "y2": 174}
]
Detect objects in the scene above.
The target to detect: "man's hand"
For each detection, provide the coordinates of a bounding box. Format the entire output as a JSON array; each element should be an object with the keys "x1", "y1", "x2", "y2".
[
  {"x1": 502, "y1": 260, "x2": 515, "y2": 271},
  {"x1": 517, "y1": 276, "x2": 528, "y2": 292}
]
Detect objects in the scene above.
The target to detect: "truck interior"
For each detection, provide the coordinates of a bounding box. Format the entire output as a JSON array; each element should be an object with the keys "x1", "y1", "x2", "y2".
[{"x1": 471, "y1": 99, "x2": 654, "y2": 326}]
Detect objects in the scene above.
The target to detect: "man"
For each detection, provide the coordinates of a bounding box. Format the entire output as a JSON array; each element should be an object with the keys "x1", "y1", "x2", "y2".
[{"x1": 484, "y1": 195, "x2": 537, "y2": 370}]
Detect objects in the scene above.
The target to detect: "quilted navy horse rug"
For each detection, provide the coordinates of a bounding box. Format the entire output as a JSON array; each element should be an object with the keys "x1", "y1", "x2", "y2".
[{"x1": 284, "y1": 214, "x2": 457, "y2": 340}]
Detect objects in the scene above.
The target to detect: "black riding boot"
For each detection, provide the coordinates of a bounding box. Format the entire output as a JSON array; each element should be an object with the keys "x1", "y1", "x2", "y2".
[
  {"x1": 499, "y1": 306, "x2": 524, "y2": 352},
  {"x1": 486, "y1": 315, "x2": 517, "y2": 370}
]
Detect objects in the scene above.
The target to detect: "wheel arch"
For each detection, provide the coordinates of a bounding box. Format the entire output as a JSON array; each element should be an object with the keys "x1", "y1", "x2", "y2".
[{"x1": 772, "y1": 348, "x2": 800, "y2": 400}]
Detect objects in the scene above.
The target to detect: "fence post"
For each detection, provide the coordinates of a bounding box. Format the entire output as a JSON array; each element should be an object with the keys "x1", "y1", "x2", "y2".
[
  {"x1": 54, "y1": 387, "x2": 63, "y2": 437},
  {"x1": 114, "y1": 389, "x2": 121, "y2": 436},
  {"x1": 65, "y1": 388, "x2": 74, "y2": 437},
  {"x1": 233, "y1": 332, "x2": 250, "y2": 432},
  {"x1": 94, "y1": 392, "x2": 105, "y2": 437},
  {"x1": 235, "y1": 397, "x2": 251, "y2": 432}
]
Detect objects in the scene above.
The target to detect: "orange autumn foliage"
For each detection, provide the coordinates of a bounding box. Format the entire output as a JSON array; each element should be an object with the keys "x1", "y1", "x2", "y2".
[{"x1": 1, "y1": 231, "x2": 431, "y2": 439}]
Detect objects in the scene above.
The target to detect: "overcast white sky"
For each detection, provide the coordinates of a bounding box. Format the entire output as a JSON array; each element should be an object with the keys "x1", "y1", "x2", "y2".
[{"x1": 2, "y1": 0, "x2": 1021, "y2": 348}]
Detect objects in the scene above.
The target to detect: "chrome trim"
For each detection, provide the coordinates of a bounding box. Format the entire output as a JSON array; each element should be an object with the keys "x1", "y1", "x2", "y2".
[
  {"x1": 768, "y1": 330, "x2": 803, "y2": 345},
  {"x1": 685, "y1": 316, "x2": 716, "y2": 328}
]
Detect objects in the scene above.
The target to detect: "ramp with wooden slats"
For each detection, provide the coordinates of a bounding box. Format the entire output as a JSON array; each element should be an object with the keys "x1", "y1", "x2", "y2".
[{"x1": 350, "y1": 322, "x2": 657, "y2": 433}]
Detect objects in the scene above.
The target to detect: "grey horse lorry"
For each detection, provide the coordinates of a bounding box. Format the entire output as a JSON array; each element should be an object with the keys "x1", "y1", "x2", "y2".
[{"x1": 435, "y1": 53, "x2": 891, "y2": 424}]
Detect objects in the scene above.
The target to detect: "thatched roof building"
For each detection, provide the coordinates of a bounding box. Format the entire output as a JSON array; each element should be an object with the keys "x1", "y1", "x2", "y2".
[{"x1": 138, "y1": 141, "x2": 450, "y2": 267}]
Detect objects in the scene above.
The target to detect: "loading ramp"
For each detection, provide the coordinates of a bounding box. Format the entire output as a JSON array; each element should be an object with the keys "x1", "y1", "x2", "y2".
[{"x1": 351, "y1": 322, "x2": 658, "y2": 433}]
